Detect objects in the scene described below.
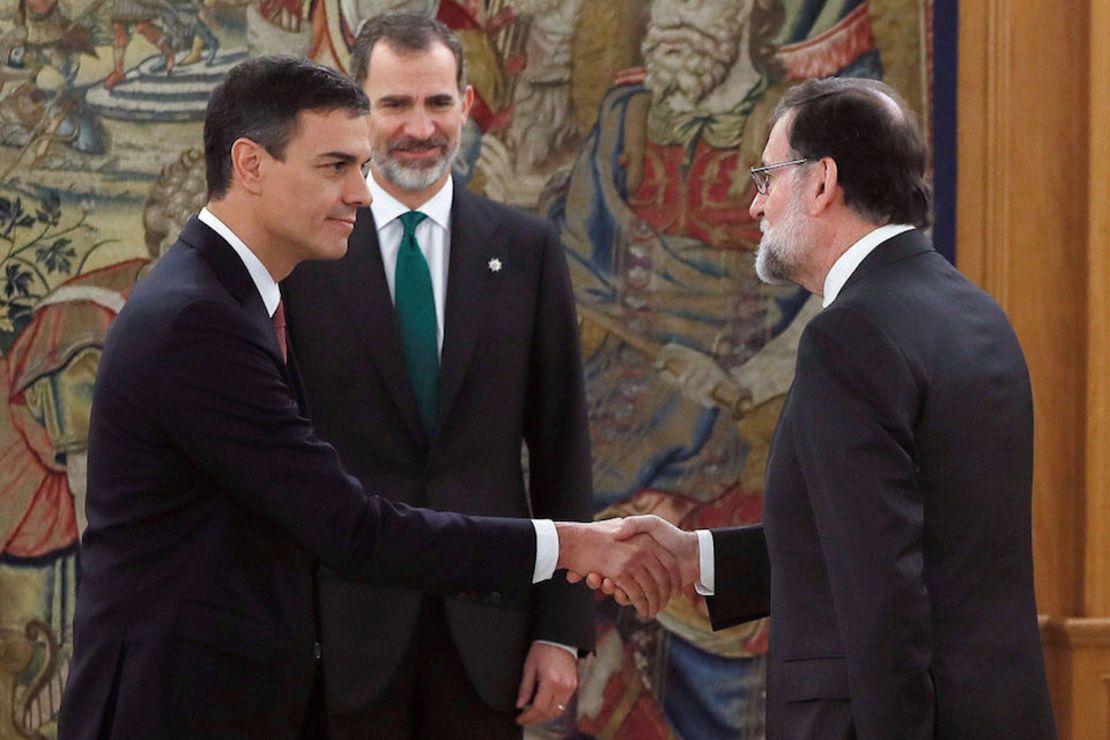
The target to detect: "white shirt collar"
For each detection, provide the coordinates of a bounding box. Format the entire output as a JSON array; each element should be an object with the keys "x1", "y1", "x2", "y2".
[
  {"x1": 198, "y1": 207, "x2": 281, "y2": 318},
  {"x1": 367, "y1": 173, "x2": 453, "y2": 230},
  {"x1": 822, "y1": 224, "x2": 914, "y2": 307}
]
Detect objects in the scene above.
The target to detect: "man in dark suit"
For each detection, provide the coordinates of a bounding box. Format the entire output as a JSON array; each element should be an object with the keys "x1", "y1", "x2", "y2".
[
  {"x1": 57, "y1": 55, "x2": 678, "y2": 740},
  {"x1": 281, "y1": 13, "x2": 593, "y2": 739},
  {"x1": 595, "y1": 78, "x2": 1057, "y2": 738}
]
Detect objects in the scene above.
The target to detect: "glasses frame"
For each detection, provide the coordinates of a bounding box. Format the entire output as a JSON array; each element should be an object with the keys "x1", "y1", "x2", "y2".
[{"x1": 750, "y1": 157, "x2": 809, "y2": 195}]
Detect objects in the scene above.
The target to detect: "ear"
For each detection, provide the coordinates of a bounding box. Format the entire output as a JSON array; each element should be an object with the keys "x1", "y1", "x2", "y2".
[
  {"x1": 229, "y1": 137, "x2": 267, "y2": 196},
  {"x1": 460, "y1": 84, "x2": 475, "y2": 120},
  {"x1": 809, "y1": 157, "x2": 839, "y2": 216}
]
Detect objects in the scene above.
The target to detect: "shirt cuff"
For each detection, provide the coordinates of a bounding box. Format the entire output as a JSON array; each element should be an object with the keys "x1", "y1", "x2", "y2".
[
  {"x1": 532, "y1": 519, "x2": 558, "y2": 583},
  {"x1": 694, "y1": 529, "x2": 715, "y2": 596},
  {"x1": 533, "y1": 639, "x2": 579, "y2": 660}
]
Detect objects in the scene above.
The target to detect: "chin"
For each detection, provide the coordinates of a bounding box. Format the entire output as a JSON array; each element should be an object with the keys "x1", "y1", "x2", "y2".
[{"x1": 307, "y1": 240, "x2": 349, "y2": 263}]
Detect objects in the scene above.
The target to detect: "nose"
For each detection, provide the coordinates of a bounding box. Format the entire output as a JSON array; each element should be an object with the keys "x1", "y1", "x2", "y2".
[
  {"x1": 347, "y1": 170, "x2": 371, "y2": 208},
  {"x1": 404, "y1": 106, "x2": 436, "y2": 140},
  {"x1": 749, "y1": 190, "x2": 766, "y2": 221}
]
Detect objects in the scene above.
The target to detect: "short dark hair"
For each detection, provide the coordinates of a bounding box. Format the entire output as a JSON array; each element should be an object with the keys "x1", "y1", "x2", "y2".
[
  {"x1": 204, "y1": 55, "x2": 370, "y2": 200},
  {"x1": 348, "y1": 11, "x2": 466, "y2": 92},
  {"x1": 773, "y1": 77, "x2": 933, "y2": 229}
]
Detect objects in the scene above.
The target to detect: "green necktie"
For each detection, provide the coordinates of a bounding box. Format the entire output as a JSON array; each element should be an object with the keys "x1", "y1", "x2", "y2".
[{"x1": 395, "y1": 211, "x2": 438, "y2": 433}]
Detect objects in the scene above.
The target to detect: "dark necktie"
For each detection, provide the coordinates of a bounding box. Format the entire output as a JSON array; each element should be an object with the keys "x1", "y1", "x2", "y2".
[
  {"x1": 395, "y1": 211, "x2": 438, "y2": 433},
  {"x1": 272, "y1": 299, "x2": 287, "y2": 362}
]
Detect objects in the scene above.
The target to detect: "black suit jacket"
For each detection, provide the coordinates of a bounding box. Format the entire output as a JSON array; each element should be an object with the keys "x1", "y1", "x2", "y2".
[
  {"x1": 706, "y1": 230, "x2": 1056, "y2": 739},
  {"x1": 57, "y1": 218, "x2": 537, "y2": 740},
  {"x1": 282, "y1": 183, "x2": 594, "y2": 713}
]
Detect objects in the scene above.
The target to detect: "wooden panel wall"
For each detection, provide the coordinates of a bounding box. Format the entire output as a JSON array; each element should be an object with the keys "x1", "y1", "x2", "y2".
[{"x1": 957, "y1": 0, "x2": 1110, "y2": 737}]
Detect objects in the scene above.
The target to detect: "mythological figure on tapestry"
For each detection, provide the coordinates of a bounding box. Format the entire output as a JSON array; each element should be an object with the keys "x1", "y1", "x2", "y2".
[
  {"x1": 0, "y1": 0, "x2": 108, "y2": 158},
  {"x1": 541, "y1": 0, "x2": 884, "y2": 737},
  {"x1": 103, "y1": 0, "x2": 177, "y2": 87}
]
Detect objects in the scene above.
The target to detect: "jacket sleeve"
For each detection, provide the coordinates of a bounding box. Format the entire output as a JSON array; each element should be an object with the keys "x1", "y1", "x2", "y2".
[
  {"x1": 790, "y1": 306, "x2": 932, "y2": 739},
  {"x1": 705, "y1": 524, "x2": 771, "y2": 630},
  {"x1": 522, "y1": 223, "x2": 596, "y2": 654},
  {"x1": 156, "y1": 297, "x2": 537, "y2": 594}
]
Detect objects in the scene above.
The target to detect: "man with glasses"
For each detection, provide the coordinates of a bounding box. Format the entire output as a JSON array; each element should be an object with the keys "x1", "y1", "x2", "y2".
[{"x1": 602, "y1": 77, "x2": 1058, "y2": 738}]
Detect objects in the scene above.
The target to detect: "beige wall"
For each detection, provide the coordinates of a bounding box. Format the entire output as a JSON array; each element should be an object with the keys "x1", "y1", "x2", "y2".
[{"x1": 958, "y1": 1, "x2": 1110, "y2": 737}]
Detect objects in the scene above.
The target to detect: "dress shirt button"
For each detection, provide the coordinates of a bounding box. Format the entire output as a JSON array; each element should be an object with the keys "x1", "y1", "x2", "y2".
[{"x1": 313, "y1": 641, "x2": 322, "y2": 660}]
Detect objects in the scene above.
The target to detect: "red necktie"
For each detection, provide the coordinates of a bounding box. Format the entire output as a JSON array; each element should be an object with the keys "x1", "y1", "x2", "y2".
[{"x1": 272, "y1": 300, "x2": 287, "y2": 362}]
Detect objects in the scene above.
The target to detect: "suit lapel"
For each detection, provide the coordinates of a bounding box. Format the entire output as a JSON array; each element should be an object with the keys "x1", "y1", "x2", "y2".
[
  {"x1": 180, "y1": 218, "x2": 294, "y2": 387},
  {"x1": 322, "y1": 208, "x2": 429, "y2": 446},
  {"x1": 437, "y1": 187, "x2": 505, "y2": 433}
]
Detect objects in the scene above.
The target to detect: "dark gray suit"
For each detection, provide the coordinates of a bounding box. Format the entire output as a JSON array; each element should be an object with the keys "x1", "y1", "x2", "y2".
[
  {"x1": 707, "y1": 230, "x2": 1056, "y2": 739},
  {"x1": 283, "y1": 183, "x2": 594, "y2": 717}
]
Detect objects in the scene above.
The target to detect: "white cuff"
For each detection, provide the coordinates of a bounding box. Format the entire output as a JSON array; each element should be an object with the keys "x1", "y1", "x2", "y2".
[
  {"x1": 694, "y1": 529, "x2": 715, "y2": 596},
  {"x1": 531, "y1": 519, "x2": 558, "y2": 583},
  {"x1": 533, "y1": 639, "x2": 579, "y2": 660}
]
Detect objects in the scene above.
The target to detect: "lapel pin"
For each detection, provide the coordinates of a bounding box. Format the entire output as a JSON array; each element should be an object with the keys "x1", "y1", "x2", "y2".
[{"x1": 488, "y1": 257, "x2": 503, "y2": 273}]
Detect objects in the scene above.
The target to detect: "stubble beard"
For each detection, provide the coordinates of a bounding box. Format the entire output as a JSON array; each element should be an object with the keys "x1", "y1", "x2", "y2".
[
  {"x1": 755, "y1": 192, "x2": 809, "y2": 286},
  {"x1": 373, "y1": 134, "x2": 460, "y2": 192}
]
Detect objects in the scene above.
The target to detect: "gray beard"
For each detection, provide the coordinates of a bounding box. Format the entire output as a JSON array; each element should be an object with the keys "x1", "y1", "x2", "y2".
[
  {"x1": 755, "y1": 207, "x2": 808, "y2": 286},
  {"x1": 755, "y1": 237, "x2": 796, "y2": 285},
  {"x1": 372, "y1": 138, "x2": 459, "y2": 192}
]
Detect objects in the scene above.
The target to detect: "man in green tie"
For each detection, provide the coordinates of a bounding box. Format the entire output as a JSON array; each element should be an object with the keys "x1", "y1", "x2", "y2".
[{"x1": 282, "y1": 12, "x2": 595, "y2": 740}]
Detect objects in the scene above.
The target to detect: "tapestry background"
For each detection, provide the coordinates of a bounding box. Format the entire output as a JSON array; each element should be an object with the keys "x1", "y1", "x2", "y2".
[{"x1": 0, "y1": 1, "x2": 935, "y2": 736}]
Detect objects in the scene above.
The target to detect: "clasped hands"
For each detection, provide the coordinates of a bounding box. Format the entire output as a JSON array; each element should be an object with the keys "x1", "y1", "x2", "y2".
[{"x1": 555, "y1": 516, "x2": 699, "y2": 618}]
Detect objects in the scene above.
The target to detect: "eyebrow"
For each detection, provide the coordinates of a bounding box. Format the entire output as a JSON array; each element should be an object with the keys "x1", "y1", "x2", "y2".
[
  {"x1": 374, "y1": 93, "x2": 456, "y2": 106},
  {"x1": 375, "y1": 95, "x2": 411, "y2": 106},
  {"x1": 317, "y1": 151, "x2": 360, "y2": 163}
]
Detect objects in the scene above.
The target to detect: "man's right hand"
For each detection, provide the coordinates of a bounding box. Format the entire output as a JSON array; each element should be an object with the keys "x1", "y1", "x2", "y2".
[
  {"x1": 566, "y1": 516, "x2": 701, "y2": 609},
  {"x1": 555, "y1": 519, "x2": 681, "y2": 619}
]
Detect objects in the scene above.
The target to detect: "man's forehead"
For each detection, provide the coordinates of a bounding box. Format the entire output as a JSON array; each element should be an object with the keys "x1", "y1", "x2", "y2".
[
  {"x1": 294, "y1": 109, "x2": 371, "y2": 151},
  {"x1": 368, "y1": 40, "x2": 459, "y2": 80},
  {"x1": 762, "y1": 114, "x2": 794, "y2": 161}
]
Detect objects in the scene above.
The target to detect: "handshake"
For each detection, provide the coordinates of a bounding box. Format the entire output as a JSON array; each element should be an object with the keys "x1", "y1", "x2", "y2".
[{"x1": 555, "y1": 516, "x2": 700, "y2": 619}]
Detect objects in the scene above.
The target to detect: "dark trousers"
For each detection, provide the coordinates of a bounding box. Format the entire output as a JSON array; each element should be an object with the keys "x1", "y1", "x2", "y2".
[
  {"x1": 301, "y1": 665, "x2": 329, "y2": 740},
  {"x1": 327, "y1": 598, "x2": 521, "y2": 740}
]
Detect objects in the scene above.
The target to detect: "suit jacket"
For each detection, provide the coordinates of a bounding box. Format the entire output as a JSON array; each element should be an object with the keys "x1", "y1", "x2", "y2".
[
  {"x1": 282, "y1": 183, "x2": 594, "y2": 713},
  {"x1": 706, "y1": 230, "x2": 1056, "y2": 739},
  {"x1": 57, "y1": 218, "x2": 538, "y2": 740}
]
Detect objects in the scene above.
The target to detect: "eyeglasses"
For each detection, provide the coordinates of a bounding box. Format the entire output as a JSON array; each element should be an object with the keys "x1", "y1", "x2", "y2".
[{"x1": 749, "y1": 158, "x2": 808, "y2": 195}]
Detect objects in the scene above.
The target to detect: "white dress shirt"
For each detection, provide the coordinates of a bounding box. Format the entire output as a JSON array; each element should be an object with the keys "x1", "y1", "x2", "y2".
[
  {"x1": 367, "y1": 175, "x2": 452, "y2": 354},
  {"x1": 822, "y1": 223, "x2": 914, "y2": 307},
  {"x1": 693, "y1": 223, "x2": 915, "y2": 595},
  {"x1": 199, "y1": 208, "x2": 281, "y2": 317},
  {"x1": 195, "y1": 206, "x2": 562, "y2": 588}
]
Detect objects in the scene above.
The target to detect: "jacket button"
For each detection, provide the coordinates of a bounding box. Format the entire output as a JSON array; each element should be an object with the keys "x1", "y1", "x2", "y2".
[
  {"x1": 313, "y1": 642, "x2": 322, "y2": 660},
  {"x1": 489, "y1": 592, "x2": 502, "y2": 605}
]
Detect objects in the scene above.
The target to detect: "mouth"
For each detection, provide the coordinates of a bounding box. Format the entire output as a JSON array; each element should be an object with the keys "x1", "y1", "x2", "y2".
[
  {"x1": 328, "y1": 216, "x2": 357, "y2": 230},
  {"x1": 389, "y1": 137, "x2": 448, "y2": 163}
]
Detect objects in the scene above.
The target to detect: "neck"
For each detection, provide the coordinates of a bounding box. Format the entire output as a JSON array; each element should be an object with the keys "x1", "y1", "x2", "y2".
[
  {"x1": 371, "y1": 167, "x2": 449, "y2": 211},
  {"x1": 207, "y1": 196, "x2": 296, "y2": 282},
  {"x1": 806, "y1": 217, "x2": 884, "y2": 296}
]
